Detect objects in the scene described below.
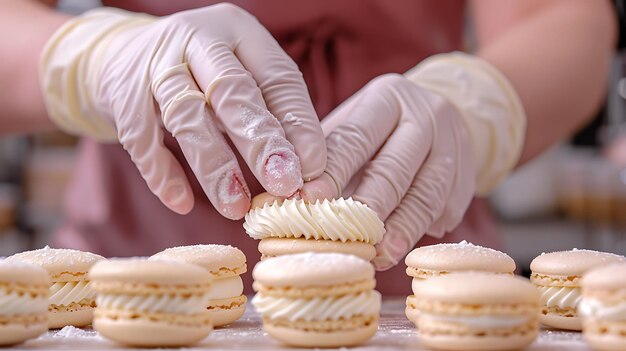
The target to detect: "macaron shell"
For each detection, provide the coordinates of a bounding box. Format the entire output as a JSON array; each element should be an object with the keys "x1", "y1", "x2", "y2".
[
  {"x1": 419, "y1": 330, "x2": 538, "y2": 351},
  {"x1": 582, "y1": 263, "x2": 626, "y2": 291},
  {"x1": 89, "y1": 259, "x2": 211, "y2": 286},
  {"x1": 405, "y1": 241, "x2": 515, "y2": 273},
  {"x1": 413, "y1": 273, "x2": 539, "y2": 305},
  {"x1": 539, "y1": 313, "x2": 582, "y2": 331},
  {"x1": 263, "y1": 320, "x2": 378, "y2": 348},
  {"x1": 0, "y1": 261, "x2": 50, "y2": 286},
  {"x1": 209, "y1": 302, "x2": 246, "y2": 327},
  {"x1": 5, "y1": 247, "x2": 104, "y2": 277},
  {"x1": 405, "y1": 305, "x2": 419, "y2": 326},
  {"x1": 93, "y1": 317, "x2": 212, "y2": 347},
  {"x1": 0, "y1": 322, "x2": 47, "y2": 346},
  {"x1": 584, "y1": 332, "x2": 626, "y2": 351},
  {"x1": 530, "y1": 250, "x2": 625, "y2": 276},
  {"x1": 48, "y1": 308, "x2": 93, "y2": 329},
  {"x1": 258, "y1": 238, "x2": 376, "y2": 262},
  {"x1": 149, "y1": 245, "x2": 246, "y2": 277},
  {"x1": 252, "y1": 252, "x2": 374, "y2": 288}
]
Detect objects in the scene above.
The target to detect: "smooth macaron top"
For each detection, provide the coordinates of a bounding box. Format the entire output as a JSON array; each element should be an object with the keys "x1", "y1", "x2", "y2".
[
  {"x1": 253, "y1": 252, "x2": 374, "y2": 287},
  {"x1": 405, "y1": 241, "x2": 515, "y2": 273},
  {"x1": 530, "y1": 249, "x2": 625, "y2": 276},
  {"x1": 413, "y1": 272, "x2": 539, "y2": 305},
  {"x1": 6, "y1": 246, "x2": 104, "y2": 276},
  {"x1": 89, "y1": 258, "x2": 212, "y2": 286},
  {"x1": 582, "y1": 263, "x2": 626, "y2": 291},
  {"x1": 0, "y1": 260, "x2": 50, "y2": 286},
  {"x1": 149, "y1": 244, "x2": 246, "y2": 276}
]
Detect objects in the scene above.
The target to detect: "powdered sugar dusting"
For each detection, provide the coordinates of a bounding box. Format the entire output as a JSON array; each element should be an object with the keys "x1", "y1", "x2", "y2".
[
  {"x1": 279, "y1": 112, "x2": 303, "y2": 126},
  {"x1": 52, "y1": 326, "x2": 98, "y2": 339},
  {"x1": 5, "y1": 247, "x2": 104, "y2": 273}
]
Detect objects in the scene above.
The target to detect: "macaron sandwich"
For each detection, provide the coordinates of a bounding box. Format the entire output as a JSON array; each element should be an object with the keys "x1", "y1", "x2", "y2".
[
  {"x1": 6, "y1": 246, "x2": 104, "y2": 328},
  {"x1": 0, "y1": 261, "x2": 49, "y2": 346},
  {"x1": 405, "y1": 241, "x2": 516, "y2": 325},
  {"x1": 530, "y1": 249, "x2": 625, "y2": 330},
  {"x1": 412, "y1": 272, "x2": 540, "y2": 351},
  {"x1": 251, "y1": 252, "x2": 381, "y2": 348},
  {"x1": 580, "y1": 264, "x2": 626, "y2": 351},
  {"x1": 150, "y1": 244, "x2": 247, "y2": 327},
  {"x1": 244, "y1": 197, "x2": 385, "y2": 261},
  {"x1": 89, "y1": 259, "x2": 214, "y2": 347}
]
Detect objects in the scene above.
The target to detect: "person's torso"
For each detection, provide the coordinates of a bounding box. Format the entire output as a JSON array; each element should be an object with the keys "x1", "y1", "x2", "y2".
[{"x1": 56, "y1": 0, "x2": 482, "y2": 295}]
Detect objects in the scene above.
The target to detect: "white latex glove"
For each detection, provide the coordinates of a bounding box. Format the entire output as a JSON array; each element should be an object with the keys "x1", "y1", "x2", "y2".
[
  {"x1": 40, "y1": 5, "x2": 326, "y2": 219},
  {"x1": 300, "y1": 53, "x2": 526, "y2": 270}
]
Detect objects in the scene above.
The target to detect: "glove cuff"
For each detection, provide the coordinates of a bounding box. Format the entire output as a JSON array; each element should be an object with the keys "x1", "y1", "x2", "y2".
[
  {"x1": 404, "y1": 52, "x2": 527, "y2": 196},
  {"x1": 39, "y1": 8, "x2": 154, "y2": 142}
]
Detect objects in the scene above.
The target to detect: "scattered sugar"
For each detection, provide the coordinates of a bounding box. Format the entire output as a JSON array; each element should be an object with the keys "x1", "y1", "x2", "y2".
[
  {"x1": 280, "y1": 112, "x2": 303, "y2": 126},
  {"x1": 217, "y1": 171, "x2": 245, "y2": 205},
  {"x1": 52, "y1": 326, "x2": 98, "y2": 339}
]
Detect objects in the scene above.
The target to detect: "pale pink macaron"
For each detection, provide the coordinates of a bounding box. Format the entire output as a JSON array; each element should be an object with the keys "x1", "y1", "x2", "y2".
[
  {"x1": 413, "y1": 272, "x2": 540, "y2": 351},
  {"x1": 530, "y1": 249, "x2": 625, "y2": 331},
  {"x1": 580, "y1": 264, "x2": 626, "y2": 351},
  {"x1": 405, "y1": 241, "x2": 516, "y2": 325}
]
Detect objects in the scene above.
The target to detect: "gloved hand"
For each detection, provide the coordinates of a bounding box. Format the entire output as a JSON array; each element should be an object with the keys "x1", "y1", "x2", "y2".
[
  {"x1": 40, "y1": 4, "x2": 326, "y2": 219},
  {"x1": 299, "y1": 53, "x2": 526, "y2": 270}
]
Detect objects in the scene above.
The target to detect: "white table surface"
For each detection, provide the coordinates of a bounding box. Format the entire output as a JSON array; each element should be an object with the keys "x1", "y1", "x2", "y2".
[{"x1": 15, "y1": 299, "x2": 591, "y2": 350}]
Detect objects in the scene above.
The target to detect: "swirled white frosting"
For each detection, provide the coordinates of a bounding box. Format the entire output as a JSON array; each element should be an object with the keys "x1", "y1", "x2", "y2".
[
  {"x1": 251, "y1": 290, "x2": 381, "y2": 322},
  {"x1": 579, "y1": 298, "x2": 626, "y2": 321},
  {"x1": 49, "y1": 280, "x2": 96, "y2": 306},
  {"x1": 207, "y1": 276, "x2": 243, "y2": 301},
  {"x1": 412, "y1": 278, "x2": 422, "y2": 295},
  {"x1": 244, "y1": 198, "x2": 385, "y2": 244},
  {"x1": 0, "y1": 289, "x2": 48, "y2": 316},
  {"x1": 419, "y1": 313, "x2": 530, "y2": 329},
  {"x1": 538, "y1": 286, "x2": 581, "y2": 309},
  {"x1": 96, "y1": 292, "x2": 212, "y2": 315}
]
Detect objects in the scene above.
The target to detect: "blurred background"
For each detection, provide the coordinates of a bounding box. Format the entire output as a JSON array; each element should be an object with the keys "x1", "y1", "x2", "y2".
[{"x1": 1, "y1": 0, "x2": 625, "y2": 275}]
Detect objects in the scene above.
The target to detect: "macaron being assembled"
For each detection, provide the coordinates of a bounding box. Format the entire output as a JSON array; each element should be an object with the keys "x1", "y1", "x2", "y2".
[
  {"x1": 89, "y1": 259, "x2": 213, "y2": 347},
  {"x1": 0, "y1": 261, "x2": 49, "y2": 346},
  {"x1": 150, "y1": 244, "x2": 247, "y2": 327},
  {"x1": 530, "y1": 249, "x2": 625, "y2": 331},
  {"x1": 405, "y1": 241, "x2": 516, "y2": 325},
  {"x1": 579, "y1": 264, "x2": 626, "y2": 351},
  {"x1": 244, "y1": 198, "x2": 385, "y2": 261},
  {"x1": 6, "y1": 246, "x2": 104, "y2": 328},
  {"x1": 251, "y1": 252, "x2": 381, "y2": 348},
  {"x1": 413, "y1": 272, "x2": 540, "y2": 351}
]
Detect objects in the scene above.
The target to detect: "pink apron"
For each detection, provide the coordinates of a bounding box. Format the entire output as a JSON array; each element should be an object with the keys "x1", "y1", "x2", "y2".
[{"x1": 55, "y1": 0, "x2": 503, "y2": 295}]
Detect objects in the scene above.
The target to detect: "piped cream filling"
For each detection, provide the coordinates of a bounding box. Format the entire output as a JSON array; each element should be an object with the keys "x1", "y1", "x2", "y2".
[
  {"x1": 96, "y1": 292, "x2": 211, "y2": 315},
  {"x1": 49, "y1": 280, "x2": 95, "y2": 306},
  {"x1": 412, "y1": 278, "x2": 422, "y2": 295},
  {"x1": 537, "y1": 286, "x2": 581, "y2": 309},
  {"x1": 419, "y1": 313, "x2": 531, "y2": 329},
  {"x1": 0, "y1": 289, "x2": 48, "y2": 316},
  {"x1": 251, "y1": 290, "x2": 381, "y2": 322},
  {"x1": 579, "y1": 298, "x2": 626, "y2": 321},
  {"x1": 243, "y1": 198, "x2": 385, "y2": 244},
  {"x1": 207, "y1": 276, "x2": 243, "y2": 301}
]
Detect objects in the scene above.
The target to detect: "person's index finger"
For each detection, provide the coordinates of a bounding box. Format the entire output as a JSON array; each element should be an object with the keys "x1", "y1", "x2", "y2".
[
  {"x1": 186, "y1": 40, "x2": 303, "y2": 197},
  {"x1": 233, "y1": 18, "x2": 327, "y2": 180}
]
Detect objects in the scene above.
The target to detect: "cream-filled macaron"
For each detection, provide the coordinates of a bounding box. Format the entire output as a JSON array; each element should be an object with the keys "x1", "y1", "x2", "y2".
[
  {"x1": 244, "y1": 198, "x2": 385, "y2": 261},
  {"x1": 6, "y1": 246, "x2": 104, "y2": 328},
  {"x1": 530, "y1": 249, "x2": 625, "y2": 331},
  {"x1": 0, "y1": 261, "x2": 49, "y2": 346},
  {"x1": 89, "y1": 259, "x2": 213, "y2": 347},
  {"x1": 405, "y1": 241, "x2": 515, "y2": 325},
  {"x1": 150, "y1": 244, "x2": 247, "y2": 327},
  {"x1": 579, "y1": 264, "x2": 626, "y2": 351},
  {"x1": 413, "y1": 272, "x2": 540, "y2": 351},
  {"x1": 251, "y1": 252, "x2": 381, "y2": 348}
]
